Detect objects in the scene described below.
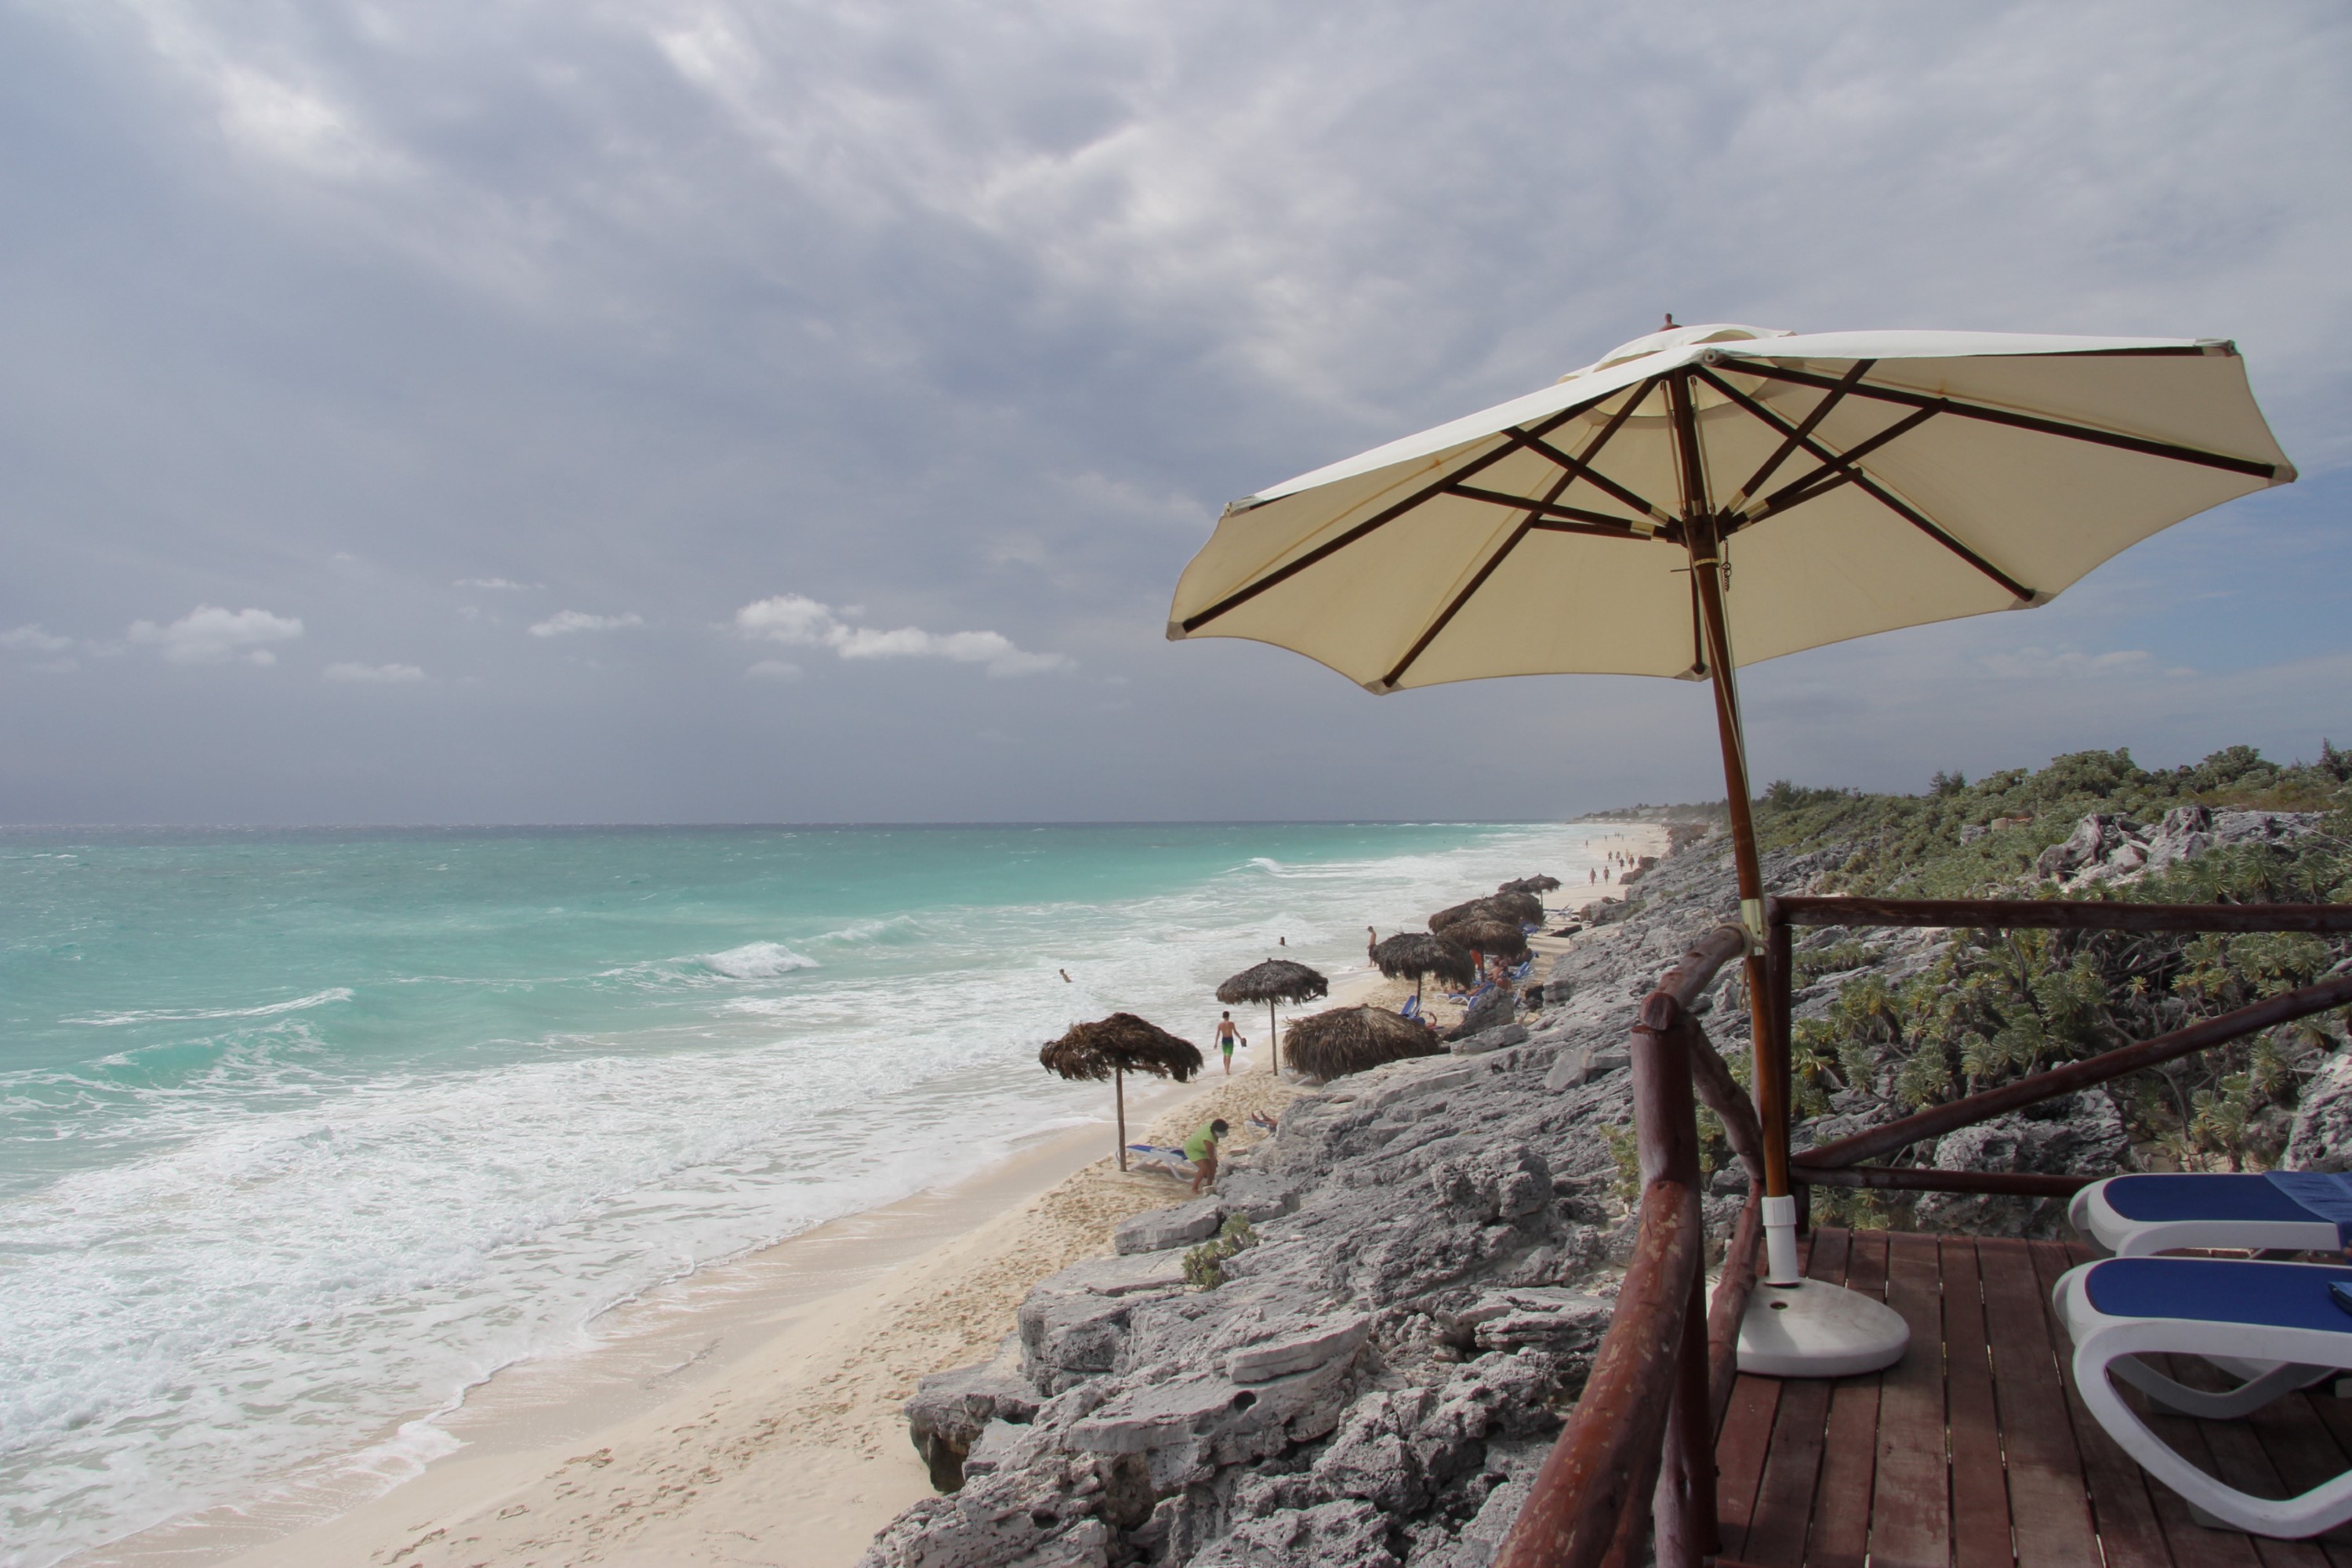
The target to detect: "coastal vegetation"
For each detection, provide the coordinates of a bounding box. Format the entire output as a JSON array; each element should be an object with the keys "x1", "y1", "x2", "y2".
[{"x1": 1746, "y1": 744, "x2": 2352, "y2": 1183}]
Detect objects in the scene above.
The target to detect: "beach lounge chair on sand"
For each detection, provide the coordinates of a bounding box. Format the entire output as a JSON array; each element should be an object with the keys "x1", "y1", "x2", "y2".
[
  {"x1": 1399, "y1": 994, "x2": 1425, "y2": 1022},
  {"x1": 2056, "y1": 1256, "x2": 2352, "y2": 1537},
  {"x1": 2073, "y1": 1171, "x2": 2352, "y2": 1258},
  {"x1": 1125, "y1": 1145, "x2": 1199, "y2": 1181},
  {"x1": 1504, "y1": 956, "x2": 1534, "y2": 982}
]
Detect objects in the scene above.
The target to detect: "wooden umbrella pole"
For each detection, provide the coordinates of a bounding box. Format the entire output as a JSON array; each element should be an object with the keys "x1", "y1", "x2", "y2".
[
  {"x1": 1116, "y1": 1066, "x2": 1127, "y2": 1172},
  {"x1": 1668, "y1": 370, "x2": 1797, "y2": 1286},
  {"x1": 1268, "y1": 1000, "x2": 1280, "y2": 1073}
]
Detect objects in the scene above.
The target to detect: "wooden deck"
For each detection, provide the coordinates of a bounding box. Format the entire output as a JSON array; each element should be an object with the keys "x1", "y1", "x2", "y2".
[{"x1": 1713, "y1": 1229, "x2": 2352, "y2": 1568}]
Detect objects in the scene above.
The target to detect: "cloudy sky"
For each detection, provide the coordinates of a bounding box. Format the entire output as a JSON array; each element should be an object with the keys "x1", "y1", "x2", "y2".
[{"x1": 1, "y1": 1, "x2": 2346, "y2": 824}]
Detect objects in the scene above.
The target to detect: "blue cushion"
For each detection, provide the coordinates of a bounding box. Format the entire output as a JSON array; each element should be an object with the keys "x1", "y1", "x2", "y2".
[
  {"x1": 2085, "y1": 1258, "x2": 2352, "y2": 1334},
  {"x1": 2101, "y1": 1173, "x2": 2321, "y2": 1225}
]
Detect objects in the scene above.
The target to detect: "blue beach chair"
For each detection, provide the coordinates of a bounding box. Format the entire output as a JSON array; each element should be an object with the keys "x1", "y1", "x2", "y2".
[
  {"x1": 1125, "y1": 1145, "x2": 1199, "y2": 1181},
  {"x1": 2056, "y1": 1256, "x2": 2352, "y2": 1537},
  {"x1": 2072, "y1": 1171, "x2": 2352, "y2": 1258},
  {"x1": 1399, "y1": 994, "x2": 1425, "y2": 1022}
]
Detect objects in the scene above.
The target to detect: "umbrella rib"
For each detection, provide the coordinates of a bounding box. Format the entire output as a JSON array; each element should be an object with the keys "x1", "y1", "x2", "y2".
[
  {"x1": 1748, "y1": 402, "x2": 1944, "y2": 518},
  {"x1": 1515, "y1": 436, "x2": 1675, "y2": 525},
  {"x1": 1725, "y1": 358, "x2": 2284, "y2": 479},
  {"x1": 1178, "y1": 397, "x2": 1606, "y2": 634},
  {"x1": 1443, "y1": 485, "x2": 1654, "y2": 534},
  {"x1": 1697, "y1": 365, "x2": 2038, "y2": 603},
  {"x1": 1374, "y1": 380, "x2": 1659, "y2": 690},
  {"x1": 1728, "y1": 359, "x2": 1875, "y2": 506}
]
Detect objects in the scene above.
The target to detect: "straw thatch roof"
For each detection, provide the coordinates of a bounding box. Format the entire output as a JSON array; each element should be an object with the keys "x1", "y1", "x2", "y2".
[
  {"x1": 1500, "y1": 875, "x2": 1561, "y2": 895},
  {"x1": 1039, "y1": 1013, "x2": 1203, "y2": 1083},
  {"x1": 1370, "y1": 931, "x2": 1475, "y2": 987},
  {"x1": 1215, "y1": 958, "x2": 1329, "y2": 1007},
  {"x1": 1430, "y1": 891, "x2": 1541, "y2": 934},
  {"x1": 1283, "y1": 1005, "x2": 1443, "y2": 1082},
  {"x1": 1444, "y1": 918, "x2": 1530, "y2": 960}
]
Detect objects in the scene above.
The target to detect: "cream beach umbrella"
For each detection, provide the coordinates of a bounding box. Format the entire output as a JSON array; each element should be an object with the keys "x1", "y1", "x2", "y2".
[{"x1": 1169, "y1": 321, "x2": 2295, "y2": 1369}]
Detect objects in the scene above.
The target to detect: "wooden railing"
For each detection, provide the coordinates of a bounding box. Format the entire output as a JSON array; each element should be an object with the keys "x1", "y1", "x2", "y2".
[{"x1": 1499, "y1": 895, "x2": 2352, "y2": 1568}]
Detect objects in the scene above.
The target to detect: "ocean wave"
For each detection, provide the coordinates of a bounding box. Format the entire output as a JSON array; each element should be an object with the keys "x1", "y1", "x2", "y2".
[
  {"x1": 812, "y1": 913, "x2": 923, "y2": 946},
  {"x1": 700, "y1": 942, "x2": 820, "y2": 980},
  {"x1": 64, "y1": 988, "x2": 356, "y2": 1027}
]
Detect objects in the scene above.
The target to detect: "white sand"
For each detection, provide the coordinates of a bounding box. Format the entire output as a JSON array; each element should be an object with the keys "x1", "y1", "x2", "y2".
[{"x1": 93, "y1": 828, "x2": 1665, "y2": 1568}]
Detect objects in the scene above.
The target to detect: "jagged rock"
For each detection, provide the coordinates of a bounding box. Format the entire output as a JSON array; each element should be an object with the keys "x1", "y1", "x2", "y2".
[
  {"x1": 1446, "y1": 987, "x2": 1516, "y2": 1040},
  {"x1": 1217, "y1": 1170, "x2": 1305, "y2": 1223},
  {"x1": 1113, "y1": 1197, "x2": 1227, "y2": 1256},
  {"x1": 907, "y1": 1333, "x2": 1044, "y2": 1491},
  {"x1": 1017, "y1": 1254, "x2": 1189, "y2": 1392},
  {"x1": 2285, "y1": 1049, "x2": 2352, "y2": 1172},
  {"x1": 1227, "y1": 1312, "x2": 1375, "y2": 1383},
  {"x1": 857, "y1": 1451, "x2": 1111, "y2": 1568},
  {"x1": 1451, "y1": 1022, "x2": 1529, "y2": 1057},
  {"x1": 1917, "y1": 1091, "x2": 2129, "y2": 1237},
  {"x1": 1454, "y1": 1287, "x2": 1612, "y2": 1356},
  {"x1": 2037, "y1": 813, "x2": 2143, "y2": 881},
  {"x1": 1428, "y1": 1144, "x2": 1553, "y2": 1225},
  {"x1": 1189, "y1": 1500, "x2": 1401, "y2": 1568},
  {"x1": 1062, "y1": 1351, "x2": 1363, "y2": 1492}
]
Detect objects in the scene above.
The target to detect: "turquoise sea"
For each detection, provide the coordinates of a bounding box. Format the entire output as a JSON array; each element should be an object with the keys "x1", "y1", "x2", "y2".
[{"x1": 0, "y1": 821, "x2": 1618, "y2": 1564}]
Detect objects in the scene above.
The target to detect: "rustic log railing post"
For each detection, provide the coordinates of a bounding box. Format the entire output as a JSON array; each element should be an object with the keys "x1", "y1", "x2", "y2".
[{"x1": 1501, "y1": 924, "x2": 1750, "y2": 1568}]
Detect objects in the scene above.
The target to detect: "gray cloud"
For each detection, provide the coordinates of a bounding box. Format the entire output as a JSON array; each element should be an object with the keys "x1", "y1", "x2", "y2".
[{"x1": 0, "y1": 2, "x2": 2346, "y2": 822}]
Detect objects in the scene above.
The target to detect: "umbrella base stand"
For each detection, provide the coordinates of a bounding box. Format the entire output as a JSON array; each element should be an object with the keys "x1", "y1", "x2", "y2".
[{"x1": 1737, "y1": 1278, "x2": 1910, "y2": 1377}]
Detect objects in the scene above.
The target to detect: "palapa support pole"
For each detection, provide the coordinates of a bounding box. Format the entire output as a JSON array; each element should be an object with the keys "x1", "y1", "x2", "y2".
[
  {"x1": 1268, "y1": 1000, "x2": 1280, "y2": 1073},
  {"x1": 1666, "y1": 368, "x2": 1799, "y2": 1287},
  {"x1": 1116, "y1": 1066, "x2": 1127, "y2": 1172}
]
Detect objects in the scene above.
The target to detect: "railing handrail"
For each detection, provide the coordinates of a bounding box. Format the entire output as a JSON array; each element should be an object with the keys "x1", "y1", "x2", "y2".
[
  {"x1": 1498, "y1": 925, "x2": 1751, "y2": 1568},
  {"x1": 1773, "y1": 895, "x2": 2352, "y2": 935}
]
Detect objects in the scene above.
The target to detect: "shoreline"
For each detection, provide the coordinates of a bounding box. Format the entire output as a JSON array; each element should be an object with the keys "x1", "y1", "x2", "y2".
[{"x1": 78, "y1": 830, "x2": 1666, "y2": 1568}]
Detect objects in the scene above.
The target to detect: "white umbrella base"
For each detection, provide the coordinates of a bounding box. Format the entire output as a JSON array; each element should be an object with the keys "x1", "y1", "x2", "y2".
[{"x1": 1737, "y1": 1279, "x2": 1911, "y2": 1378}]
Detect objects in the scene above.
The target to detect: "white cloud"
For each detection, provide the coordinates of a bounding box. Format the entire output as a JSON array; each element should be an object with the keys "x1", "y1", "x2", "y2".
[
  {"x1": 734, "y1": 594, "x2": 1071, "y2": 677},
  {"x1": 127, "y1": 605, "x2": 303, "y2": 665},
  {"x1": 1, "y1": 624, "x2": 73, "y2": 653},
  {"x1": 744, "y1": 659, "x2": 802, "y2": 681},
  {"x1": 456, "y1": 577, "x2": 539, "y2": 591},
  {"x1": 529, "y1": 610, "x2": 644, "y2": 637},
  {"x1": 325, "y1": 662, "x2": 426, "y2": 683}
]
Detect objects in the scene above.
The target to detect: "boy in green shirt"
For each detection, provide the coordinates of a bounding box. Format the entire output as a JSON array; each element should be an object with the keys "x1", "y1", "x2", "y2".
[{"x1": 1186, "y1": 1119, "x2": 1229, "y2": 1196}]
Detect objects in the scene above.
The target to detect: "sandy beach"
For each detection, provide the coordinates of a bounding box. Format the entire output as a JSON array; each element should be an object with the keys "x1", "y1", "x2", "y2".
[{"x1": 95, "y1": 831, "x2": 1661, "y2": 1568}]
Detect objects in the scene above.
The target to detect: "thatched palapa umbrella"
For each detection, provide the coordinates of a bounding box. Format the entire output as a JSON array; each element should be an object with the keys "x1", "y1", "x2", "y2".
[
  {"x1": 1283, "y1": 1004, "x2": 1443, "y2": 1082},
  {"x1": 1432, "y1": 891, "x2": 1541, "y2": 935},
  {"x1": 1501, "y1": 875, "x2": 1561, "y2": 897},
  {"x1": 1368, "y1": 928, "x2": 1475, "y2": 1002},
  {"x1": 1215, "y1": 958, "x2": 1328, "y2": 1073},
  {"x1": 1446, "y1": 918, "x2": 1530, "y2": 966},
  {"x1": 1040, "y1": 1013, "x2": 1203, "y2": 1171}
]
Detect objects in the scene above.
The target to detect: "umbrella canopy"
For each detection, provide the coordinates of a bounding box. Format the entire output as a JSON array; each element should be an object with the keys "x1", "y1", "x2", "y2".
[
  {"x1": 1283, "y1": 1004, "x2": 1443, "y2": 1082},
  {"x1": 1040, "y1": 1013, "x2": 1203, "y2": 1083},
  {"x1": 1370, "y1": 931, "x2": 1476, "y2": 989},
  {"x1": 1501, "y1": 876, "x2": 1562, "y2": 896},
  {"x1": 1167, "y1": 319, "x2": 2292, "y2": 1312},
  {"x1": 1444, "y1": 919, "x2": 1529, "y2": 961},
  {"x1": 1215, "y1": 958, "x2": 1327, "y2": 1073},
  {"x1": 1168, "y1": 325, "x2": 2291, "y2": 690},
  {"x1": 1215, "y1": 959, "x2": 1330, "y2": 1007},
  {"x1": 1432, "y1": 891, "x2": 1541, "y2": 934}
]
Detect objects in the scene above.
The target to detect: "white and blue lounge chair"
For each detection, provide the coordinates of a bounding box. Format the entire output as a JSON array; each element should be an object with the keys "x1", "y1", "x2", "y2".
[
  {"x1": 2056, "y1": 1255, "x2": 2352, "y2": 1537},
  {"x1": 2073, "y1": 1171, "x2": 2352, "y2": 1258},
  {"x1": 1399, "y1": 994, "x2": 1425, "y2": 1022},
  {"x1": 1125, "y1": 1145, "x2": 1199, "y2": 1181},
  {"x1": 1505, "y1": 956, "x2": 1534, "y2": 982}
]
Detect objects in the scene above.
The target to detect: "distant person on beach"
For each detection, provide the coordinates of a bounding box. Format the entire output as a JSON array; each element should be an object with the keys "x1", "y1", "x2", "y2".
[
  {"x1": 1059, "y1": 969, "x2": 1071, "y2": 982},
  {"x1": 1187, "y1": 1119, "x2": 1229, "y2": 1194},
  {"x1": 1214, "y1": 1011, "x2": 1240, "y2": 1074}
]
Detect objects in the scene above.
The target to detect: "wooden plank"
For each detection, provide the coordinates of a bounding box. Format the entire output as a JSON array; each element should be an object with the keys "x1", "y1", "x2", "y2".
[
  {"x1": 2024, "y1": 1239, "x2": 2176, "y2": 1568},
  {"x1": 2132, "y1": 1357, "x2": 2269, "y2": 1568},
  {"x1": 1741, "y1": 1229, "x2": 1853, "y2": 1566},
  {"x1": 2237, "y1": 1386, "x2": 2352, "y2": 1564},
  {"x1": 1713, "y1": 1231, "x2": 1821, "y2": 1560},
  {"x1": 1980, "y1": 1236, "x2": 2101, "y2": 1564},
  {"x1": 1806, "y1": 1229, "x2": 1887, "y2": 1568},
  {"x1": 1871, "y1": 1230, "x2": 1953, "y2": 1568},
  {"x1": 2162, "y1": 1356, "x2": 2333, "y2": 1568},
  {"x1": 1714, "y1": 1375, "x2": 1784, "y2": 1562},
  {"x1": 1940, "y1": 1237, "x2": 2013, "y2": 1568}
]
